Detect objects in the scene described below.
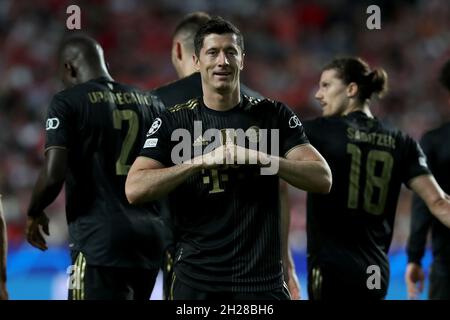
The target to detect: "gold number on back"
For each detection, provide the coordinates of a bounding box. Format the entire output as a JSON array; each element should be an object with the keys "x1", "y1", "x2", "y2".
[{"x1": 113, "y1": 109, "x2": 139, "y2": 175}]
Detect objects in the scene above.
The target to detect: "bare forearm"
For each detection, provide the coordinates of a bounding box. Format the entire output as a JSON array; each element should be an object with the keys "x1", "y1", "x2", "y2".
[
  {"x1": 410, "y1": 175, "x2": 450, "y2": 229},
  {"x1": 0, "y1": 225, "x2": 6, "y2": 283},
  {"x1": 279, "y1": 181, "x2": 290, "y2": 269},
  {"x1": 27, "y1": 169, "x2": 64, "y2": 217},
  {"x1": 429, "y1": 196, "x2": 450, "y2": 228},
  {"x1": 126, "y1": 164, "x2": 202, "y2": 204},
  {"x1": 0, "y1": 197, "x2": 7, "y2": 283},
  {"x1": 276, "y1": 157, "x2": 332, "y2": 194}
]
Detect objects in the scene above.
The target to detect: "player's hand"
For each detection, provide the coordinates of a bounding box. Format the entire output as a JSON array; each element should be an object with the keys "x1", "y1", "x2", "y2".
[
  {"x1": 287, "y1": 268, "x2": 301, "y2": 300},
  {"x1": 232, "y1": 144, "x2": 271, "y2": 166},
  {"x1": 187, "y1": 144, "x2": 233, "y2": 169},
  {"x1": 0, "y1": 282, "x2": 8, "y2": 300},
  {"x1": 26, "y1": 213, "x2": 50, "y2": 251},
  {"x1": 405, "y1": 262, "x2": 425, "y2": 299}
]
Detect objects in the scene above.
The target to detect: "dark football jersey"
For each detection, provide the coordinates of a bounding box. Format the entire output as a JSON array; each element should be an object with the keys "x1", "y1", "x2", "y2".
[
  {"x1": 149, "y1": 73, "x2": 265, "y2": 251},
  {"x1": 303, "y1": 111, "x2": 430, "y2": 299},
  {"x1": 407, "y1": 122, "x2": 450, "y2": 265},
  {"x1": 139, "y1": 95, "x2": 309, "y2": 292},
  {"x1": 45, "y1": 77, "x2": 166, "y2": 269}
]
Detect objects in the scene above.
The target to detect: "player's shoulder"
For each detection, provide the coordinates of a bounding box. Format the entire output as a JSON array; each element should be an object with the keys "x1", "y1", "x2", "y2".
[
  {"x1": 371, "y1": 118, "x2": 419, "y2": 149},
  {"x1": 242, "y1": 93, "x2": 268, "y2": 106},
  {"x1": 152, "y1": 73, "x2": 202, "y2": 108},
  {"x1": 53, "y1": 77, "x2": 116, "y2": 100},
  {"x1": 303, "y1": 116, "x2": 346, "y2": 140},
  {"x1": 51, "y1": 83, "x2": 85, "y2": 105},
  {"x1": 241, "y1": 83, "x2": 265, "y2": 100},
  {"x1": 154, "y1": 73, "x2": 200, "y2": 94},
  {"x1": 242, "y1": 94, "x2": 286, "y2": 112},
  {"x1": 375, "y1": 118, "x2": 408, "y2": 138},
  {"x1": 422, "y1": 122, "x2": 450, "y2": 143}
]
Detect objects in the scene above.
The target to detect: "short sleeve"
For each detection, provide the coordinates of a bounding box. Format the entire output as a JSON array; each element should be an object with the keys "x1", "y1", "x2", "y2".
[
  {"x1": 44, "y1": 94, "x2": 75, "y2": 151},
  {"x1": 403, "y1": 135, "x2": 431, "y2": 186},
  {"x1": 277, "y1": 102, "x2": 310, "y2": 156},
  {"x1": 139, "y1": 110, "x2": 174, "y2": 166}
]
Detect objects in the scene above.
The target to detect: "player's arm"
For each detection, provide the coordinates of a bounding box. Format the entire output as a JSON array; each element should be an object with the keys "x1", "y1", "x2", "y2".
[
  {"x1": 405, "y1": 193, "x2": 431, "y2": 299},
  {"x1": 0, "y1": 195, "x2": 8, "y2": 300},
  {"x1": 234, "y1": 142, "x2": 331, "y2": 193},
  {"x1": 26, "y1": 148, "x2": 67, "y2": 251},
  {"x1": 405, "y1": 134, "x2": 435, "y2": 299},
  {"x1": 125, "y1": 156, "x2": 202, "y2": 205},
  {"x1": 126, "y1": 139, "x2": 233, "y2": 204},
  {"x1": 409, "y1": 174, "x2": 450, "y2": 228},
  {"x1": 279, "y1": 182, "x2": 300, "y2": 299},
  {"x1": 275, "y1": 144, "x2": 332, "y2": 194}
]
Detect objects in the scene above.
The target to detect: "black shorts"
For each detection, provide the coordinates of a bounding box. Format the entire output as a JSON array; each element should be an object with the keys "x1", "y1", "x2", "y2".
[
  {"x1": 429, "y1": 260, "x2": 450, "y2": 300},
  {"x1": 169, "y1": 274, "x2": 290, "y2": 300},
  {"x1": 68, "y1": 251, "x2": 159, "y2": 300},
  {"x1": 307, "y1": 264, "x2": 386, "y2": 300}
]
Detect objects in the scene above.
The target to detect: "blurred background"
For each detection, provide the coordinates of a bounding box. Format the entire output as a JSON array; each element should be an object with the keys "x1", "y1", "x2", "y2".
[{"x1": 1, "y1": 0, "x2": 449, "y2": 299}]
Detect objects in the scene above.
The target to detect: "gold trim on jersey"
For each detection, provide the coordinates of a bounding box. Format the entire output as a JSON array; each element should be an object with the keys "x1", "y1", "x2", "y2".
[
  {"x1": 311, "y1": 266, "x2": 323, "y2": 300},
  {"x1": 168, "y1": 98, "x2": 199, "y2": 113},
  {"x1": 283, "y1": 281, "x2": 292, "y2": 300},
  {"x1": 71, "y1": 252, "x2": 86, "y2": 300},
  {"x1": 243, "y1": 94, "x2": 263, "y2": 106},
  {"x1": 44, "y1": 146, "x2": 68, "y2": 154},
  {"x1": 169, "y1": 273, "x2": 177, "y2": 300}
]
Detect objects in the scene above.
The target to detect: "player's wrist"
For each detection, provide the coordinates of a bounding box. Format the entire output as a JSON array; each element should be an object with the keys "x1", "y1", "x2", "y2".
[
  {"x1": 258, "y1": 152, "x2": 276, "y2": 167},
  {"x1": 181, "y1": 160, "x2": 204, "y2": 173},
  {"x1": 407, "y1": 258, "x2": 422, "y2": 267}
]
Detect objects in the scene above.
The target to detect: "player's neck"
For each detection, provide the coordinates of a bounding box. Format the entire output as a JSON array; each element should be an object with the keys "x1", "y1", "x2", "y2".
[
  {"x1": 93, "y1": 70, "x2": 113, "y2": 82},
  {"x1": 203, "y1": 87, "x2": 241, "y2": 112},
  {"x1": 81, "y1": 68, "x2": 113, "y2": 83},
  {"x1": 343, "y1": 102, "x2": 373, "y2": 118}
]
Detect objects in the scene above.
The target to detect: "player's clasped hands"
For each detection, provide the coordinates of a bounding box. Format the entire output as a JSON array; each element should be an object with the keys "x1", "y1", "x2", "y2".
[{"x1": 186, "y1": 143, "x2": 272, "y2": 169}]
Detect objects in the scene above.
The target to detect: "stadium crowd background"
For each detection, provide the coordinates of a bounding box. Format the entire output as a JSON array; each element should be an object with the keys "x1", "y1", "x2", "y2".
[{"x1": 0, "y1": 0, "x2": 449, "y2": 299}]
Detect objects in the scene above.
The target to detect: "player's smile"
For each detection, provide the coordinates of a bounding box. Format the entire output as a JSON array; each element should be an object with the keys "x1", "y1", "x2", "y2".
[
  {"x1": 213, "y1": 70, "x2": 232, "y2": 78},
  {"x1": 196, "y1": 33, "x2": 244, "y2": 92}
]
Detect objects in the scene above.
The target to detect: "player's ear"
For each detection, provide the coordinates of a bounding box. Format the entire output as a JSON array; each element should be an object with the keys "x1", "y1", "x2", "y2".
[
  {"x1": 347, "y1": 82, "x2": 358, "y2": 98},
  {"x1": 193, "y1": 54, "x2": 200, "y2": 72},
  {"x1": 64, "y1": 62, "x2": 77, "y2": 79},
  {"x1": 239, "y1": 52, "x2": 245, "y2": 71},
  {"x1": 175, "y1": 41, "x2": 182, "y2": 61}
]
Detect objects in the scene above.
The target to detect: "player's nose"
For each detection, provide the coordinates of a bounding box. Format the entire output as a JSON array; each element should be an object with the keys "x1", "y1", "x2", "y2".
[
  {"x1": 315, "y1": 89, "x2": 323, "y2": 100},
  {"x1": 217, "y1": 51, "x2": 230, "y2": 66}
]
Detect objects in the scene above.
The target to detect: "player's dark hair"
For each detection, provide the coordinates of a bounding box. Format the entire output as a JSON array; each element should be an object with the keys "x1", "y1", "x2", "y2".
[
  {"x1": 194, "y1": 16, "x2": 244, "y2": 57},
  {"x1": 174, "y1": 12, "x2": 211, "y2": 38},
  {"x1": 439, "y1": 59, "x2": 450, "y2": 92},
  {"x1": 173, "y1": 12, "x2": 211, "y2": 53},
  {"x1": 58, "y1": 34, "x2": 102, "y2": 68},
  {"x1": 324, "y1": 57, "x2": 388, "y2": 102}
]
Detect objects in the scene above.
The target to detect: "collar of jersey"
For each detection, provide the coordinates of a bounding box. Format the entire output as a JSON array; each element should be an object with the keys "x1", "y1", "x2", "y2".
[{"x1": 200, "y1": 96, "x2": 244, "y2": 117}]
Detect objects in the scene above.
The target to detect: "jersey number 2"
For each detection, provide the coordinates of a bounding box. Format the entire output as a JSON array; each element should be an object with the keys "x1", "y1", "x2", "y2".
[
  {"x1": 347, "y1": 143, "x2": 393, "y2": 215},
  {"x1": 113, "y1": 109, "x2": 138, "y2": 175}
]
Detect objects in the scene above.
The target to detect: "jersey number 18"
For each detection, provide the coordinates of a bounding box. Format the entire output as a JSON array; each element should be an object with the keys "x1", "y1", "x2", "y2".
[{"x1": 346, "y1": 143, "x2": 394, "y2": 215}]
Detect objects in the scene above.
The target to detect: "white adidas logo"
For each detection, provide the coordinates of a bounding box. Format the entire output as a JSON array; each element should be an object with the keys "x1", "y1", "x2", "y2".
[{"x1": 192, "y1": 134, "x2": 209, "y2": 146}]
